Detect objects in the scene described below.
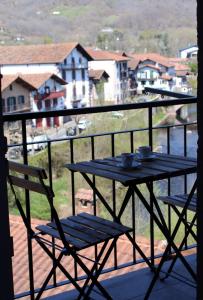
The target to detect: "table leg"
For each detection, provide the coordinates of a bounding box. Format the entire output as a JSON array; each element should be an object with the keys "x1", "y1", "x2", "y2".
[
  {"x1": 132, "y1": 184, "x2": 197, "y2": 299},
  {"x1": 81, "y1": 172, "x2": 153, "y2": 269}
]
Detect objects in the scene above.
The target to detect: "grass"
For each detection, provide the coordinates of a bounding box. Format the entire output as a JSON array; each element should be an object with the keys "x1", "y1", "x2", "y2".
[
  {"x1": 9, "y1": 108, "x2": 193, "y2": 246},
  {"x1": 55, "y1": 5, "x2": 90, "y2": 20}
]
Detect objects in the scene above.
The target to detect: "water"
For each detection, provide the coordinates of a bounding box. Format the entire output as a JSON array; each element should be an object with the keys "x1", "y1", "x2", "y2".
[
  {"x1": 155, "y1": 126, "x2": 197, "y2": 195},
  {"x1": 156, "y1": 126, "x2": 197, "y2": 158}
]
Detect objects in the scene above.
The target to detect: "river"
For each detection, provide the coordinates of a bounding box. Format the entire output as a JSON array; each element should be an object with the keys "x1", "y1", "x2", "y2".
[{"x1": 155, "y1": 126, "x2": 197, "y2": 194}]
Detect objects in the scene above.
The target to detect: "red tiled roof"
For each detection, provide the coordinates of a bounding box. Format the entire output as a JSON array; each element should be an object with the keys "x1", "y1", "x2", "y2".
[
  {"x1": 130, "y1": 53, "x2": 173, "y2": 68},
  {"x1": 0, "y1": 42, "x2": 93, "y2": 65},
  {"x1": 85, "y1": 48, "x2": 129, "y2": 62},
  {"x1": 138, "y1": 64, "x2": 160, "y2": 71},
  {"x1": 10, "y1": 214, "x2": 164, "y2": 298},
  {"x1": 1, "y1": 74, "x2": 36, "y2": 91},
  {"x1": 75, "y1": 188, "x2": 93, "y2": 201},
  {"x1": 159, "y1": 74, "x2": 172, "y2": 81},
  {"x1": 20, "y1": 73, "x2": 67, "y2": 89},
  {"x1": 168, "y1": 57, "x2": 189, "y2": 64},
  {"x1": 89, "y1": 69, "x2": 109, "y2": 80},
  {"x1": 128, "y1": 59, "x2": 140, "y2": 69},
  {"x1": 173, "y1": 63, "x2": 191, "y2": 76}
]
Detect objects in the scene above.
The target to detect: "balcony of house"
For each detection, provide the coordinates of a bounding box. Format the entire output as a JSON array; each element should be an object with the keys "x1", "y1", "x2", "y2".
[
  {"x1": 34, "y1": 89, "x2": 66, "y2": 102},
  {"x1": 137, "y1": 74, "x2": 158, "y2": 81},
  {"x1": 5, "y1": 88, "x2": 197, "y2": 300},
  {"x1": 60, "y1": 63, "x2": 88, "y2": 70}
]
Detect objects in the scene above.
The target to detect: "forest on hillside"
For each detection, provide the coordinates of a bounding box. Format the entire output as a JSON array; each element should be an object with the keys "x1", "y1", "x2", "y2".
[{"x1": 0, "y1": 0, "x2": 197, "y2": 56}]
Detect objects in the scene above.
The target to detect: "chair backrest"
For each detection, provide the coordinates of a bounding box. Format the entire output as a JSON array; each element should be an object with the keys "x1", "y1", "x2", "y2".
[
  {"x1": 8, "y1": 161, "x2": 70, "y2": 248},
  {"x1": 8, "y1": 160, "x2": 54, "y2": 198}
]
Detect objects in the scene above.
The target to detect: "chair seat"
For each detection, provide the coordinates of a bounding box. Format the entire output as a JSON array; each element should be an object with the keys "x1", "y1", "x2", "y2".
[
  {"x1": 36, "y1": 212, "x2": 132, "y2": 251},
  {"x1": 159, "y1": 194, "x2": 197, "y2": 212}
]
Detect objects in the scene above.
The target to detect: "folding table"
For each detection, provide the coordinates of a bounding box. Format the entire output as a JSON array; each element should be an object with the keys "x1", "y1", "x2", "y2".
[{"x1": 66, "y1": 152, "x2": 197, "y2": 299}]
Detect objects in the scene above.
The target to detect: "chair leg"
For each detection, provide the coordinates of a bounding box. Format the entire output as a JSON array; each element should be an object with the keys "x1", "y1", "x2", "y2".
[
  {"x1": 77, "y1": 240, "x2": 109, "y2": 300},
  {"x1": 35, "y1": 238, "x2": 85, "y2": 298},
  {"x1": 161, "y1": 214, "x2": 197, "y2": 281},
  {"x1": 35, "y1": 252, "x2": 64, "y2": 300},
  {"x1": 81, "y1": 238, "x2": 119, "y2": 300}
]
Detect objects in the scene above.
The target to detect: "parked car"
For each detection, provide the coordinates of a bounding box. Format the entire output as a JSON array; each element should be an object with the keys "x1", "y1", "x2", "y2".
[
  {"x1": 26, "y1": 135, "x2": 48, "y2": 152},
  {"x1": 78, "y1": 119, "x2": 92, "y2": 131},
  {"x1": 112, "y1": 111, "x2": 124, "y2": 118},
  {"x1": 33, "y1": 134, "x2": 48, "y2": 151}
]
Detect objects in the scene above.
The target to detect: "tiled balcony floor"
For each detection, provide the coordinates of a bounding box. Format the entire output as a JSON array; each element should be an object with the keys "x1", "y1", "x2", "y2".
[{"x1": 42, "y1": 254, "x2": 196, "y2": 300}]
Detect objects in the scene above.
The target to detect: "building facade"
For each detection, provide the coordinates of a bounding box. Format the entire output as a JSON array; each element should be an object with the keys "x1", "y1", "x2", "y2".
[
  {"x1": 0, "y1": 43, "x2": 93, "y2": 109},
  {"x1": 86, "y1": 48, "x2": 129, "y2": 104}
]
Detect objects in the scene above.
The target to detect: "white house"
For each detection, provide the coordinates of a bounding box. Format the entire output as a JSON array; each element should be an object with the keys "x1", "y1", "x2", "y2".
[
  {"x1": 86, "y1": 48, "x2": 129, "y2": 104},
  {"x1": 128, "y1": 53, "x2": 191, "y2": 94},
  {"x1": 20, "y1": 73, "x2": 67, "y2": 128},
  {"x1": 1, "y1": 73, "x2": 67, "y2": 128},
  {"x1": 0, "y1": 42, "x2": 93, "y2": 109},
  {"x1": 179, "y1": 45, "x2": 198, "y2": 59},
  {"x1": 1, "y1": 74, "x2": 35, "y2": 114}
]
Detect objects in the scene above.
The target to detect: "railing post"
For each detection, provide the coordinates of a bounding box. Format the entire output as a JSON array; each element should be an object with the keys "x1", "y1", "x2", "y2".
[
  {"x1": 197, "y1": 0, "x2": 203, "y2": 298},
  {"x1": 0, "y1": 73, "x2": 14, "y2": 299}
]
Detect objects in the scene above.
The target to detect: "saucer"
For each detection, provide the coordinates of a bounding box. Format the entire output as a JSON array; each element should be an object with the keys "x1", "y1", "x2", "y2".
[
  {"x1": 135, "y1": 153, "x2": 156, "y2": 161},
  {"x1": 116, "y1": 161, "x2": 141, "y2": 169}
]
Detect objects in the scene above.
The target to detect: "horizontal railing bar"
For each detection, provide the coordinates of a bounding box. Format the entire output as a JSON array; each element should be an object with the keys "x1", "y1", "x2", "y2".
[
  {"x1": 14, "y1": 243, "x2": 196, "y2": 299},
  {"x1": 145, "y1": 87, "x2": 194, "y2": 98},
  {"x1": 3, "y1": 97, "x2": 197, "y2": 122},
  {"x1": 7, "y1": 121, "x2": 196, "y2": 150}
]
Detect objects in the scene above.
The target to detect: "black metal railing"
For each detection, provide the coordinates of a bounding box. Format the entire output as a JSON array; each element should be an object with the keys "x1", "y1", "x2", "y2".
[{"x1": 5, "y1": 88, "x2": 197, "y2": 299}]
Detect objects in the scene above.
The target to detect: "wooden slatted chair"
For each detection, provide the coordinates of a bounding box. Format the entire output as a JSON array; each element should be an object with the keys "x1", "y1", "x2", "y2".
[
  {"x1": 158, "y1": 190, "x2": 197, "y2": 280},
  {"x1": 8, "y1": 161, "x2": 133, "y2": 300}
]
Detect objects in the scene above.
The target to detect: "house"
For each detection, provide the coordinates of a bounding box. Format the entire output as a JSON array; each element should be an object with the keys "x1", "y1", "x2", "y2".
[
  {"x1": 179, "y1": 45, "x2": 198, "y2": 59},
  {"x1": 1, "y1": 74, "x2": 35, "y2": 114},
  {"x1": 19, "y1": 73, "x2": 67, "y2": 128},
  {"x1": 0, "y1": 42, "x2": 93, "y2": 109},
  {"x1": 88, "y1": 69, "x2": 109, "y2": 106},
  {"x1": 86, "y1": 48, "x2": 129, "y2": 104},
  {"x1": 128, "y1": 53, "x2": 191, "y2": 94},
  {"x1": 172, "y1": 63, "x2": 191, "y2": 93},
  {"x1": 128, "y1": 53, "x2": 175, "y2": 93}
]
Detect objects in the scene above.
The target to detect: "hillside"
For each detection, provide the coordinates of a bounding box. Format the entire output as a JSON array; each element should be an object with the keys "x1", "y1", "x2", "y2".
[{"x1": 0, "y1": 0, "x2": 197, "y2": 55}]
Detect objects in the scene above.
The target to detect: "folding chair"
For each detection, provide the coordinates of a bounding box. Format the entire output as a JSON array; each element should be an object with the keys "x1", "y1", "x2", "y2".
[
  {"x1": 158, "y1": 192, "x2": 197, "y2": 281},
  {"x1": 8, "y1": 161, "x2": 133, "y2": 300},
  {"x1": 144, "y1": 183, "x2": 197, "y2": 300}
]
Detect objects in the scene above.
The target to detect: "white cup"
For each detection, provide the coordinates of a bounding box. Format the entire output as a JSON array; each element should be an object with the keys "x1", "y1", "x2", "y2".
[
  {"x1": 121, "y1": 153, "x2": 134, "y2": 168},
  {"x1": 138, "y1": 146, "x2": 151, "y2": 157}
]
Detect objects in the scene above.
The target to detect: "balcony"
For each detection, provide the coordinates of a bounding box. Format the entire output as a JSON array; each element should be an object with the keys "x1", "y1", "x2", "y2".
[
  {"x1": 34, "y1": 90, "x2": 66, "y2": 101},
  {"x1": 61, "y1": 63, "x2": 88, "y2": 70},
  {"x1": 4, "y1": 88, "x2": 197, "y2": 299}
]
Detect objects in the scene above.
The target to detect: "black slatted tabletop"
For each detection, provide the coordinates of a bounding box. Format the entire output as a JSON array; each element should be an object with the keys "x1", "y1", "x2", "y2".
[{"x1": 65, "y1": 153, "x2": 197, "y2": 186}]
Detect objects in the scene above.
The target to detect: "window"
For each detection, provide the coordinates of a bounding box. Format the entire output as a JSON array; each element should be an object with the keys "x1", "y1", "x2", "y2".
[
  {"x1": 7, "y1": 97, "x2": 16, "y2": 112},
  {"x1": 71, "y1": 57, "x2": 75, "y2": 67},
  {"x1": 73, "y1": 86, "x2": 76, "y2": 100},
  {"x1": 81, "y1": 69, "x2": 85, "y2": 81},
  {"x1": 72, "y1": 69, "x2": 76, "y2": 81},
  {"x1": 79, "y1": 57, "x2": 82, "y2": 64},
  {"x1": 9, "y1": 84, "x2": 13, "y2": 91},
  {"x1": 62, "y1": 69, "x2": 66, "y2": 80},
  {"x1": 53, "y1": 98, "x2": 58, "y2": 108},
  {"x1": 2, "y1": 98, "x2": 5, "y2": 113},
  {"x1": 82, "y1": 85, "x2": 86, "y2": 96},
  {"x1": 18, "y1": 95, "x2": 25, "y2": 106},
  {"x1": 64, "y1": 58, "x2": 67, "y2": 65}
]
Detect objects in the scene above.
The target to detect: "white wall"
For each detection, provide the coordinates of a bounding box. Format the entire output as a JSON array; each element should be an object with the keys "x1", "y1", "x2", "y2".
[
  {"x1": 61, "y1": 48, "x2": 90, "y2": 107},
  {"x1": 89, "y1": 60, "x2": 121, "y2": 103},
  {"x1": 1, "y1": 47, "x2": 91, "y2": 109},
  {"x1": 180, "y1": 46, "x2": 198, "y2": 59}
]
